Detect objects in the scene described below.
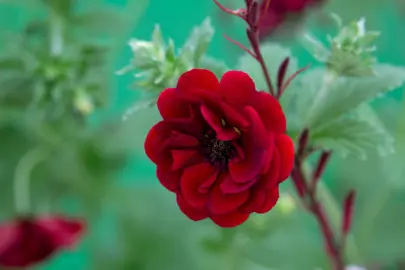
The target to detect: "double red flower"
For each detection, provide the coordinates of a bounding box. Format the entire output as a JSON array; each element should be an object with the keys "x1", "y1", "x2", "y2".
[
  {"x1": 145, "y1": 69, "x2": 294, "y2": 227},
  {"x1": 0, "y1": 215, "x2": 85, "y2": 268}
]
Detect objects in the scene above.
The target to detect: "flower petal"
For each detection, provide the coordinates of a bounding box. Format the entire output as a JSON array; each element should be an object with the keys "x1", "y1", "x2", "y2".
[
  {"x1": 177, "y1": 69, "x2": 220, "y2": 94},
  {"x1": 177, "y1": 194, "x2": 209, "y2": 221},
  {"x1": 260, "y1": 148, "x2": 281, "y2": 190},
  {"x1": 145, "y1": 122, "x2": 201, "y2": 167},
  {"x1": 253, "y1": 91, "x2": 286, "y2": 133},
  {"x1": 256, "y1": 187, "x2": 280, "y2": 214},
  {"x1": 220, "y1": 175, "x2": 256, "y2": 194},
  {"x1": 210, "y1": 211, "x2": 250, "y2": 228},
  {"x1": 208, "y1": 175, "x2": 250, "y2": 214},
  {"x1": 229, "y1": 106, "x2": 269, "y2": 183},
  {"x1": 219, "y1": 70, "x2": 256, "y2": 105},
  {"x1": 180, "y1": 163, "x2": 219, "y2": 208},
  {"x1": 200, "y1": 105, "x2": 239, "y2": 141},
  {"x1": 0, "y1": 220, "x2": 55, "y2": 267},
  {"x1": 157, "y1": 88, "x2": 191, "y2": 119},
  {"x1": 275, "y1": 134, "x2": 295, "y2": 182},
  {"x1": 171, "y1": 150, "x2": 203, "y2": 171},
  {"x1": 144, "y1": 122, "x2": 171, "y2": 166},
  {"x1": 239, "y1": 188, "x2": 266, "y2": 213},
  {"x1": 37, "y1": 216, "x2": 85, "y2": 248},
  {"x1": 156, "y1": 167, "x2": 182, "y2": 192}
]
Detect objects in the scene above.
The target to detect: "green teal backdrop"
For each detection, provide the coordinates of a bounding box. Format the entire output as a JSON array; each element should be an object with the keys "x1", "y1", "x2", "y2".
[{"x1": 1, "y1": 0, "x2": 404, "y2": 268}]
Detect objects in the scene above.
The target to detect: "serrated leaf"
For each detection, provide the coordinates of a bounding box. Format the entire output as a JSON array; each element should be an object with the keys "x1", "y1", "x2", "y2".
[
  {"x1": 302, "y1": 64, "x2": 405, "y2": 129},
  {"x1": 310, "y1": 105, "x2": 394, "y2": 159},
  {"x1": 182, "y1": 17, "x2": 214, "y2": 66},
  {"x1": 199, "y1": 57, "x2": 229, "y2": 78},
  {"x1": 326, "y1": 47, "x2": 375, "y2": 77},
  {"x1": 237, "y1": 43, "x2": 298, "y2": 91}
]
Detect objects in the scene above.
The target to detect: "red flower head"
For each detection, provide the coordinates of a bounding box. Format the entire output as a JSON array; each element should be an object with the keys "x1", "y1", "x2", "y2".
[
  {"x1": 0, "y1": 215, "x2": 85, "y2": 267},
  {"x1": 145, "y1": 69, "x2": 294, "y2": 227},
  {"x1": 258, "y1": 0, "x2": 326, "y2": 39}
]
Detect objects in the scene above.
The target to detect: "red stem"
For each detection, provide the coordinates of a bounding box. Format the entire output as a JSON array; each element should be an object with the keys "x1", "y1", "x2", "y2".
[
  {"x1": 293, "y1": 154, "x2": 345, "y2": 270},
  {"x1": 214, "y1": 0, "x2": 346, "y2": 265},
  {"x1": 255, "y1": 47, "x2": 276, "y2": 96}
]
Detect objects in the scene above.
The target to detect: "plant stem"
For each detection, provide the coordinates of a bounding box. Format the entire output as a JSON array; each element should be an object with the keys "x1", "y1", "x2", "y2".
[
  {"x1": 292, "y1": 153, "x2": 345, "y2": 270},
  {"x1": 256, "y1": 48, "x2": 275, "y2": 96},
  {"x1": 247, "y1": 30, "x2": 276, "y2": 96},
  {"x1": 14, "y1": 146, "x2": 49, "y2": 215}
]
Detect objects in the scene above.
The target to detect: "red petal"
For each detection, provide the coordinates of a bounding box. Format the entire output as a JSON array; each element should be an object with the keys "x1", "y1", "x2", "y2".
[
  {"x1": 220, "y1": 175, "x2": 256, "y2": 193},
  {"x1": 208, "y1": 175, "x2": 250, "y2": 214},
  {"x1": 256, "y1": 187, "x2": 279, "y2": 214},
  {"x1": 180, "y1": 163, "x2": 219, "y2": 208},
  {"x1": 219, "y1": 102, "x2": 250, "y2": 129},
  {"x1": 0, "y1": 222, "x2": 17, "y2": 255},
  {"x1": 0, "y1": 219, "x2": 55, "y2": 267},
  {"x1": 229, "y1": 107, "x2": 269, "y2": 183},
  {"x1": 210, "y1": 211, "x2": 250, "y2": 228},
  {"x1": 157, "y1": 88, "x2": 191, "y2": 119},
  {"x1": 156, "y1": 167, "x2": 182, "y2": 192},
  {"x1": 275, "y1": 134, "x2": 295, "y2": 182},
  {"x1": 144, "y1": 122, "x2": 171, "y2": 166},
  {"x1": 260, "y1": 148, "x2": 281, "y2": 190},
  {"x1": 164, "y1": 132, "x2": 200, "y2": 150},
  {"x1": 219, "y1": 71, "x2": 256, "y2": 105},
  {"x1": 177, "y1": 69, "x2": 220, "y2": 94},
  {"x1": 253, "y1": 91, "x2": 286, "y2": 133},
  {"x1": 37, "y1": 216, "x2": 85, "y2": 248},
  {"x1": 200, "y1": 104, "x2": 239, "y2": 141},
  {"x1": 176, "y1": 194, "x2": 209, "y2": 221},
  {"x1": 0, "y1": 216, "x2": 85, "y2": 268},
  {"x1": 171, "y1": 150, "x2": 203, "y2": 171},
  {"x1": 239, "y1": 188, "x2": 267, "y2": 213}
]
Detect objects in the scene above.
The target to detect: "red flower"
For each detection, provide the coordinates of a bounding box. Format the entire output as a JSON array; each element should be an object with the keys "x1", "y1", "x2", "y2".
[
  {"x1": 258, "y1": 0, "x2": 325, "y2": 39},
  {"x1": 145, "y1": 69, "x2": 294, "y2": 227},
  {"x1": 0, "y1": 215, "x2": 85, "y2": 267}
]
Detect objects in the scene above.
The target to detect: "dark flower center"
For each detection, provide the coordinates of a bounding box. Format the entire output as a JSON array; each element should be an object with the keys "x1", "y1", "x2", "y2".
[{"x1": 200, "y1": 132, "x2": 236, "y2": 170}]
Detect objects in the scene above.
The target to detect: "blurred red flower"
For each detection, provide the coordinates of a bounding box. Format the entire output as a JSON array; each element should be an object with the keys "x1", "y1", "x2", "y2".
[
  {"x1": 258, "y1": 0, "x2": 325, "y2": 39},
  {"x1": 0, "y1": 215, "x2": 85, "y2": 267},
  {"x1": 145, "y1": 69, "x2": 294, "y2": 227}
]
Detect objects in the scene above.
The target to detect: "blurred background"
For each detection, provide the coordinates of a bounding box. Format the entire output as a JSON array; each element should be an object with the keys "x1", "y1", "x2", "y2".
[{"x1": 1, "y1": 0, "x2": 405, "y2": 269}]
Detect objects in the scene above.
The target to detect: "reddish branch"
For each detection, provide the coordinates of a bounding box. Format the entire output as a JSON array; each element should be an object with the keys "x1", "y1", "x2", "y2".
[
  {"x1": 213, "y1": 1, "x2": 356, "y2": 269},
  {"x1": 292, "y1": 135, "x2": 345, "y2": 270}
]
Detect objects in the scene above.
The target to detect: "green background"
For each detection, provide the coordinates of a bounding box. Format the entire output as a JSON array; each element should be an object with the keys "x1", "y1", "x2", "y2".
[{"x1": 1, "y1": 0, "x2": 405, "y2": 269}]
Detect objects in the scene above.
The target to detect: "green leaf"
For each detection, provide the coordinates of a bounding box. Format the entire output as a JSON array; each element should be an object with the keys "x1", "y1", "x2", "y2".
[
  {"x1": 301, "y1": 64, "x2": 405, "y2": 129},
  {"x1": 182, "y1": 17, "x2": 215, "y2": 66},
  {"x1": 310, "y1": 104, "x2": 394, "y2": 159},
  {"x1": 199, "y1": 57, "x2": 229, "y2": 78},
  {"x1": 326, "y1": 46, "x2": 375, "y2": 77},
  {"x1": 237, "y1": 43, "x2": 298, "y2": 91}
]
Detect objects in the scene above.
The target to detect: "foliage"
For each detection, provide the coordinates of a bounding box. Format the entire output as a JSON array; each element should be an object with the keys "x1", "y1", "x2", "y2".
[
  {"x1": 118, "y1": 17, "x2": 229, "y2": 117},
  {"x1": 0, "y1": 0, "x2": 146, "y2": 261}
]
